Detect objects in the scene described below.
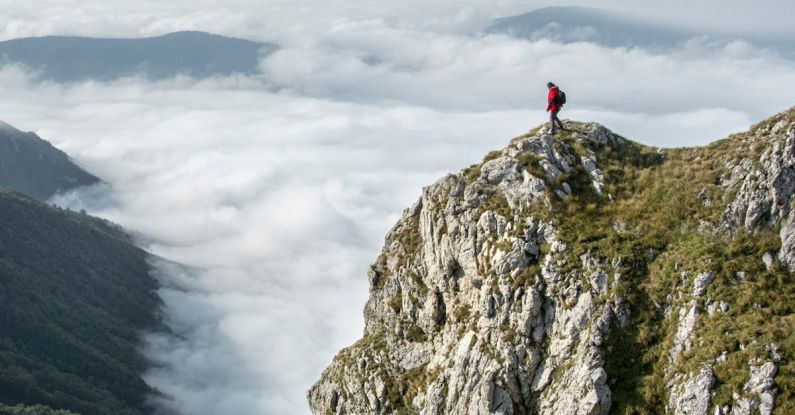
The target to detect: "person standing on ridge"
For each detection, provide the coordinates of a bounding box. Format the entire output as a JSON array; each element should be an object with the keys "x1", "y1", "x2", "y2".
[{"x1": 546, "y1": 82, "x2": 565, "y2": 135}]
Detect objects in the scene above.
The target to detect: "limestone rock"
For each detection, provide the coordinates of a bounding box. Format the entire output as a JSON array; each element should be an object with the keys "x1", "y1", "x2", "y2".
[
  {"x1": 670, "y1": 302, "x2": 697, "y2": 363},
  {"x1": 692, "y1": 271, "x2": 715, "y2": 297},
  {"x1": 668, "y1": 366, "x2": 715, "y2": 415},
  {"x1": 723, "y1": 120, "x2": 795, "y2": 272},
  {"x1": 779, "y1": 217, "x2": 795, "y2": 271},
  {"x1": 309, "y1": 112, "x2": 795, "y2": 415}
]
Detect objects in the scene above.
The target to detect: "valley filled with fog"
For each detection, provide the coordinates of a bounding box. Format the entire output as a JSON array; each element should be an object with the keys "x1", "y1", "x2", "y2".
[{"x1": 1, "y1": 1, "x2": 794, "y2": 413}]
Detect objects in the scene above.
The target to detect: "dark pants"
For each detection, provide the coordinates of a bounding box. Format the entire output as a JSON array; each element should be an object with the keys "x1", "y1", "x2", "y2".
[{"x1": 549, "y1": 110, "x2": 564, "y2": 133}]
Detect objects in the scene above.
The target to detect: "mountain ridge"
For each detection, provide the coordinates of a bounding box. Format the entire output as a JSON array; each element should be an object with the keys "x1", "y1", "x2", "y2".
[
  {"x1": 485, "y1": 6, "x2": 795, "y2": 58},
  {"x1": 0, "y1": 121, "x2": 99, "y2": 201},
  {"x1": 0, "y1": 31, "x2": 275, "y2": 82},
  {"x1": 309, "y1": 107, "x2": 795, "y2": 414}
]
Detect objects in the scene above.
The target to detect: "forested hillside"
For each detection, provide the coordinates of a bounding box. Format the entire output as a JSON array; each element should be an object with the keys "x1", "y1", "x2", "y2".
[
  {"x1": 0, "y1": 189, "x2": 162, "y2": 414},
  {"x1": 0, "y1": 122, "x2": 98, "y2": 201}
]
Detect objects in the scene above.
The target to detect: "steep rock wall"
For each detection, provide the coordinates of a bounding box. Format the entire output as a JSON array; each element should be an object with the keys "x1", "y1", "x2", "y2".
[{"x1": 310, "y1": 109, "x2": 795, "y2": 415}]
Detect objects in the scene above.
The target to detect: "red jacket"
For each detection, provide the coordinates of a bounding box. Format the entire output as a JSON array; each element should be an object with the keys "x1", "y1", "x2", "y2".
[{"x1": 547, "y1": 86, "x2": 561, "y2": 112}]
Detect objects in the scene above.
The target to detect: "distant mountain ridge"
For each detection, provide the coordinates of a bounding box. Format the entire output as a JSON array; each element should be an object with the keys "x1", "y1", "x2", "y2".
[
  {"x1": 0, "y1": 31, "x2": 276, "y2": 82},
  {"x1": 0, "y1": 121, "x2": 99, "y2": 201},
  {"x1": 486, "y1": 6, "x2": 795, "y2": 57},
  {"x1": 487, "y1": 6, "x2": 690, "y2": 48}
]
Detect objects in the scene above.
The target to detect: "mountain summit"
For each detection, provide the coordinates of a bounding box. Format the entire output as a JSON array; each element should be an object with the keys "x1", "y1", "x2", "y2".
[{"x1": 309, "y1": 109, "x2": 795, "y2": 414}]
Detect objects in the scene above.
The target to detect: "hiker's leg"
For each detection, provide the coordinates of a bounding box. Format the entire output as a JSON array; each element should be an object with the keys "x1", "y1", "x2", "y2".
[
  {"x1": 554, "y1": 112, "x2": 564, "y2": 130},
  {"x1": 549, "y1": 111, "x2": 558, "y2": 134}
]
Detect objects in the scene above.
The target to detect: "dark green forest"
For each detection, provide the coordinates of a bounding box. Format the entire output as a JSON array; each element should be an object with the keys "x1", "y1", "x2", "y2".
[
  {"x1": 0, "y1": 188, "x2": 162, "y2": 414},
  {"x1": 0, "y1": 123, "x2": 99, "y2": 201}
]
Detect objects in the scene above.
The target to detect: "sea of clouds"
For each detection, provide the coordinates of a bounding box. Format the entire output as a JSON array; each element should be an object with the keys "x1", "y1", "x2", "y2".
[{"x1": 1, "y1": 1, "x2": 794, "y2": 414}]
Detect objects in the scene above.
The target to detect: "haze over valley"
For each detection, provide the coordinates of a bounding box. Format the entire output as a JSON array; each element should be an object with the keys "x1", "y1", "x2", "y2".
[{"x1": 1, "y1": 1, "x2": 794, "y2": 414}]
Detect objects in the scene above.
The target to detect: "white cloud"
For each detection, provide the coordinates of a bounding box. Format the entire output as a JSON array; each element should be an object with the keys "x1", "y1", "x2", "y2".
[
  {"x1": 6, "y1": 69, "x2": 532, "y2": 415},
  {"x1": 260, "y1": 29, "x2": 795, "y2": 121},
  {"x1": 1, "y1": 3, "x2": 794, "y2": 414}
]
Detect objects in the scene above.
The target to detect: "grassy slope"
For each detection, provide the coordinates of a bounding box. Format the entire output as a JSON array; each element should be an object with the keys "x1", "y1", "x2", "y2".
[
  {"x1": 513, "y1": 111, "x2": 795, "y2": 413},
  {"x1": 0, "y1": 189, "x2": 161, "y2": 415}
]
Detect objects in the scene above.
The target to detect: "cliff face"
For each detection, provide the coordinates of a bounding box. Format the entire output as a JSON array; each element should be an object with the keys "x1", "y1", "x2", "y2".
[{"x1": 309, "y1": 108, "x2": 795, "y2": 415}]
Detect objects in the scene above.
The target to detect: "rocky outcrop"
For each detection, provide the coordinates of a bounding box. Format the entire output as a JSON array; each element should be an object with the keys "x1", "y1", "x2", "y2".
[
  {"x1": 668, "y1": 366, "x2": 715, "y2": 415},
  {"x1": 309, "y1": 123, "x2": 622, "y2": 415},
  {"x1": 731, "y1": 362, "x2": 778, "y2": 415},
  {"x1": 779, "y1": 218, "x2": 795, "y2": 271},
  {"x1": 310, "y1": 109, "x2": 795, "y2": 415},
  {"x1": 723, "y1": 117, "x2": 795, "y2": 270},
  {"x1": 669, "y1": 271, "x2": 715, "y2": 364}
]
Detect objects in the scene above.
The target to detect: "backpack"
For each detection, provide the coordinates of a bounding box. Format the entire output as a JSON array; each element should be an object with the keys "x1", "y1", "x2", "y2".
[{"x1": 556, "y1": 89, "x2": 567, "y2": 106}]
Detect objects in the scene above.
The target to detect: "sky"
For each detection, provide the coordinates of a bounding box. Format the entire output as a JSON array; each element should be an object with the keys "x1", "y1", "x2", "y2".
[
  {"x1": 2, "y1": 0, "x2": 795, "y2": 41},
  {"x1": 1, "y1": 1, "x2": 794, "y2": 414}
]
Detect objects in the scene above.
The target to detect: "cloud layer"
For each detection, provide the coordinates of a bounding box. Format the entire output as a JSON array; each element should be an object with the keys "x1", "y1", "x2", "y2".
[
  {"x1": 4, "y1": 70, "x2": 533, "y2": 414},
  {"x1": 1, "y1": 2, "x2": 794, "y2": 414}
]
